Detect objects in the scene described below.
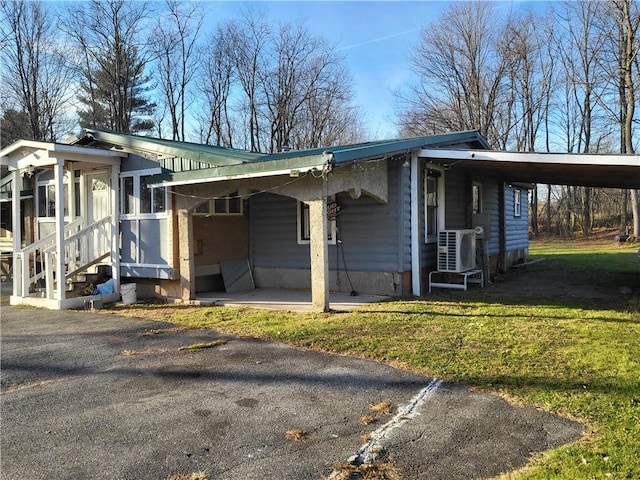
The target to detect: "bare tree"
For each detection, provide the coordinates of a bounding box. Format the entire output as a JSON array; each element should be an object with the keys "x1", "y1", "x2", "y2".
[
  {"x1": 261, "y1": 22, "x2": 357, "y2": 152},
  {"x1": 151, "y1": 0, "x2": 203, "y2": 141},
  {"x1": 552, "y1": 1, "x2": 615, "y2": 236},
  {"x1": 228, "y1": 11, "x2": 270, "y2": 152},
  {"x1": 397, "y1": 1, "x2": 512, "y2": 147},
  {"x1": 293, "y1": 66, "x2": 365, "y2": 148},
  {"x1": 0, "y1": 0, "x2": 74, "y2": 141},
  {"x1": 597, "y1": 0, "x2": 639, "y2": 235},
  {"x1": 197, "y1": 24, "x2": 236, "y2": 147},
  {"x1": 196, "y1": 11, "x2": 364, "y2": 152}
]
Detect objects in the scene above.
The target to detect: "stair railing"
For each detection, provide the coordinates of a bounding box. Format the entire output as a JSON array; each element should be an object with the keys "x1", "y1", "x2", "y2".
[{"x1": 14, "y1": 216, "x2": 112, "y2": 299}]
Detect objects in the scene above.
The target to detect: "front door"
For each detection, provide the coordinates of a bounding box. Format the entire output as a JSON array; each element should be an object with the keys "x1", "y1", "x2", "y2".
[{"x1": 86, "y1": 171, "x2": 111, "y2": 258}]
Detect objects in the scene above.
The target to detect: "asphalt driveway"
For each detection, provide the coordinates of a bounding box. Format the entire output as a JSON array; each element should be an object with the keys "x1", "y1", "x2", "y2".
[{"x1": 0, "y1": 306, "x2": 582, "y2": 479}]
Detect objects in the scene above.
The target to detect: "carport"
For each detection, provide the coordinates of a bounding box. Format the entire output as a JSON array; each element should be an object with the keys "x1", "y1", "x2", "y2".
[{"x1": 420, "y1": 149, "x2": 640, "y2": 189}]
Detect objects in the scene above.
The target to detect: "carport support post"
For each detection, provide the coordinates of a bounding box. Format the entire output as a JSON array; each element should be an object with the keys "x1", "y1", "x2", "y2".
[
  {"x1": 308, "y1": 197, "x2": 330, "y2": 312},
  {"x1": 178, "y1": 207, "x2": 195, "y2": 301}
]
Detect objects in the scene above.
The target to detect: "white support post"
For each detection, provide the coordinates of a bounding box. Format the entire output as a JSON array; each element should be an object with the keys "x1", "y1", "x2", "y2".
[
  {"x1": 54, "y1": 162, "x2": 65, "y2": 302},
  {"x1": 67, "y1": 168, "x2": 77, "y2": 272},
  {"x1": 308, "y1": 195, "x2": 330, "y2": 312},
  {"x1": 111, "y1": 165, "x2": 120, "y2": 294},
  {"x1": 11, "y1": 169, "x2": 21, "y2": 297},
  {"x1": 410, "y1": 153, "x2": 421, "y2": 296}
]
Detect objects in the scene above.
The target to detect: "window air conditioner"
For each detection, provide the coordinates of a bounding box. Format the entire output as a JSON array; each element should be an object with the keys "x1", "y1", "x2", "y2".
[{"x1": 437, "y1": 229, "x2": 476, "y2": 273}]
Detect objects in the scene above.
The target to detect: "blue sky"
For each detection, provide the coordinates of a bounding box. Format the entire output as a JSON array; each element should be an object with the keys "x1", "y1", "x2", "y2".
[
  {"x1": 201, "y1": 1, "x2": 545, "y2": 139},
  {"x1": 202, "y1": 1, "x2": 451, "y2": 138}
]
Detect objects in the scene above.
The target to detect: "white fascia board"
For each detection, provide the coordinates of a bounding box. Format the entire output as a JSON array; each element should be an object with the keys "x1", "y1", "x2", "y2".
[
  {"x1": 148, "y1": 164, "x2": 325, "y2": 188},
  {"x1": 1, "y1": 142, "x2": 124, "y2": 169},
  {"x1": 419, "y1": 149, "x2": 640, "y2": 167}
]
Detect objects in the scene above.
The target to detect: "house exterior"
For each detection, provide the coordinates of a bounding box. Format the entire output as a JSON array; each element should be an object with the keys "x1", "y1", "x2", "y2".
[{"x1": 1, "y1": 129, "x2": 638, "y2": 311}]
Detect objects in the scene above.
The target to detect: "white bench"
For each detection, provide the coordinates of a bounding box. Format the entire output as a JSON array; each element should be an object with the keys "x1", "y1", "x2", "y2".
[{"x1": 428, "y1": 269, "x2": 484, "y2": 293}]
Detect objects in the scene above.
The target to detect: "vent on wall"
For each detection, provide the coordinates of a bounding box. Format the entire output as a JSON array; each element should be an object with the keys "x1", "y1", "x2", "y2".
[{"x1": 437, "y1": 229, "x2": 476, "y2": 273}]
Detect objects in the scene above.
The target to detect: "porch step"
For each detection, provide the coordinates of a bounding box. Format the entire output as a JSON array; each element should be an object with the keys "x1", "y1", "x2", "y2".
[{"x1": 69, "y1": 265, "x2": 113, "y2": 298}]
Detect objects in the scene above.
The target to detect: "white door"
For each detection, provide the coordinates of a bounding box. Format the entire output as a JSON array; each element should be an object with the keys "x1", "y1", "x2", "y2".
[{"x1": 86, "y1": 171, "x2": 111, "y2": 258}]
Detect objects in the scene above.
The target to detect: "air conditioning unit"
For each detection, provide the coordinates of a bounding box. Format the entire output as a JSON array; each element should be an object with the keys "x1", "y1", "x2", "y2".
[{"x1": 437, "y1": 229, "x2": 477, "y2": 273}]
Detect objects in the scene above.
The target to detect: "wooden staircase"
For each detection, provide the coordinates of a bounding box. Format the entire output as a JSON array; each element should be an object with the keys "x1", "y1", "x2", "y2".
[{"x1": 11, "y1": 216, "x2": 119, "y2": 308}]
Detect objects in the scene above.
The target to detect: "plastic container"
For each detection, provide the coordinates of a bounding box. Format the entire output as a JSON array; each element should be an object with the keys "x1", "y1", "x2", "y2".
[{"x1": 120, "y1": 283, "x2": 137, "y2": 304}]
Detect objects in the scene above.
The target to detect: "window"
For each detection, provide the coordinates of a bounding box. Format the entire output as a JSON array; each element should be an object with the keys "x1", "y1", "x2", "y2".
[
  {"x1": 194, "y1": 192, "x2": 242, "y2": 216},
  {"x1": 472, "y1": 182, "x2": 482, "y2": 214},
  {"x1": 514, "y1": 188, "x2": 521, "y2": 217},
  {"x1": 36, "y1": 172, "x2": 80, "y2": 218},
  {"x1": 297, "y1": 199, "x2": 336, "y2": 245},
  {"x1": 37, "y1": 184, "x2": 56, "y2": 217},
  {"x1": 123, "y1": 177, "x2": 134, "y2": 214},
  {"x1": 140, "y1": 176, "x2": 166, "y2": 214},
  {"x1": 120, "y1": 172, "x2": 167, "y2": 217},
  {"x1": 425, "y1": 167, "x2": 444, "y2": 242},
  {"x1": 0, "y1": 203, "x2": 11, "y2": 238}
]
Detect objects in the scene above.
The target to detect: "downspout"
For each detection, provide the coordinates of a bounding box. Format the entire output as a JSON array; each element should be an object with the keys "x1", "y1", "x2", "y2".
[
  {"x1": 498, "y1": 182, "x2": 507, "y2": 273},
  {"x1": 410, "y1": 153, "x2": 420, "y2": 296}
]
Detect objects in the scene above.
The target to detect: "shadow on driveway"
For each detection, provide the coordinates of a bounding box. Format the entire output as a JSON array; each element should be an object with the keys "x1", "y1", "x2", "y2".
[{"x1": 0, "y1": 306, "x2": 582, "y2": 480}]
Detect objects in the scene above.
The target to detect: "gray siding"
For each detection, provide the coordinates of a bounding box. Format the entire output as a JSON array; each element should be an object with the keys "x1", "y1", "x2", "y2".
[
  {"x1": 121, "y1": 218, "x2": 171, "y2": 279},
  {"x1": 444, "y1": 170, "x2": 467, "y2": 230},
  {"x1": 472, "y1": 178, "x2": 500, "y2": 256},
  {"x1": 121, "y1": 153, "x2": 160, "y2": 172},
  {"x1": 504, "y1": 186, "x2": 529, "y2": 251},
  {"x1": 250, "y1": 161, "x2": 403, "y2": 274},
  {"x1": 398, "y1": 158, "x2": 412, "y2": 271}
]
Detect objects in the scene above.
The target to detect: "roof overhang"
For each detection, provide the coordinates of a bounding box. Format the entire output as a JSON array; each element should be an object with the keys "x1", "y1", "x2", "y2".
[
  {"x1": 0, "y1": 139, "x2": 125, "y2": 170},
  {"x1": 420, "y1": 149, "x2": 640, "y2": 189},
  {"x1": 77, "y1": 129, "x2": 264, "y2": 166},
  {"x1": 147, "y1": 154, "x2": 330, "y2": 187},
  {"x1": 148, "y1": 131, "x2": 491, "y2": 188}
]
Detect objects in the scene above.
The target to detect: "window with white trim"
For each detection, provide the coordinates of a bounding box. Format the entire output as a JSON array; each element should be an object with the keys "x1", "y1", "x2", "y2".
[
  {"x1": 194, "y1": 191, "x2": 242, "y2": 216},
  {"x1": 120, "y1": 171, "x2": 167, "y2": 218},
  {"x1": 425, "y1": 167, "x2": 444, "y2": 243},
  {"x1": 514, "y1": 188, "x2": 521, "y2": 217},
  {"x1": 297, "y1": 199, "x2": 337, "y2": 245}
]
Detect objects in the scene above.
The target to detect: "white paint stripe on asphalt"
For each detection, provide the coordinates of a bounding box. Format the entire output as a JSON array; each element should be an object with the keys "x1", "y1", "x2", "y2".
[{"x1": 327, "y1": 378, "x2": 443, "y2": 477}]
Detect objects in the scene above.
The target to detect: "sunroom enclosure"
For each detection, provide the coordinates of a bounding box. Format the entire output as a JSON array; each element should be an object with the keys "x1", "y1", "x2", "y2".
[{"x1": 1, "y1": 141, "x2": 125, "y2": 309}]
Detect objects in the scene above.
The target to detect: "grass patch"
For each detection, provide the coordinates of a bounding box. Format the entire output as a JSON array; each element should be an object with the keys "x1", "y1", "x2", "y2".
[
  {"x1": 104, "y1": 238, "x2": 640, "y2": 479},
  {"x1": 285, "y1": 428, "x2": 308, "y2": 441},
  {"x1": 139, "y1": 326, "x2": 199, "y2": 336},
  {"x1": 121, "y1": 348, "x2": 166, "y2": 356},
  {"x1": 370, "y1": 401, "x2": 392, "y2": 416},
  {"x1": 177, "y1": 339, "x2": 227, "y2": 352},
  {"x1": 325, "y1": 460, "x2": 401, "y2": 480},
  {"x1": 360, "y1": 415, "x2": 376, "y2": 426},
  {"x1": 167, "y1": 473, "x2": 208, "y2": 480}
]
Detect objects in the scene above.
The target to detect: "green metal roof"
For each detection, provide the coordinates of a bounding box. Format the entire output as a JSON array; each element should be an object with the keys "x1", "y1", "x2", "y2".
[
  {"x1": 73, "y1": 129, "x2": 490, "y2": 186},
  {"x1": 80, "y1": 129, "x2": 265, "y2": 168},
  {"x1": 147, "y1": 130, "x2": 490, "y2": 186},
  {"x1": 259, "y1": 130, "x2": 491, "y2": 164}
]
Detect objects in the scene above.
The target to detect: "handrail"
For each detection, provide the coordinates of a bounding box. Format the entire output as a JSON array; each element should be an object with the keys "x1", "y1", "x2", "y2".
[
  {"x1": 14, "y1": 215, "x2": 113, "y2": 299},
  {"x1": 42, "y1": 216, "x2": 112, "y2": 253},
  {"x1": 20, "y1": 217, "x2": 84, "y2": 256}
]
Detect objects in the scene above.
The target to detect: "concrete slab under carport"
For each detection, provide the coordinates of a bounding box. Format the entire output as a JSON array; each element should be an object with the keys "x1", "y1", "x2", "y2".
[
  {"x1": 188, "y1": 287, "x2": 390, "y2": 312},
  {"x1": 0, "y1": 304, "x2": 583, "y2": 480}
]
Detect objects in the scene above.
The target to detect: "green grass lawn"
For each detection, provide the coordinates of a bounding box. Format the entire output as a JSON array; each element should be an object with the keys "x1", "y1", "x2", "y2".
[{"x1": 108, "y1": 238, "x2": 640, "y2": 479}]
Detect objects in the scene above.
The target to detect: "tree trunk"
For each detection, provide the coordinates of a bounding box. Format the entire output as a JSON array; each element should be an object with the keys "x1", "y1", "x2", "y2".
[{"x1": 632, "y1": 189, "x2": 640, "y2": 237}]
